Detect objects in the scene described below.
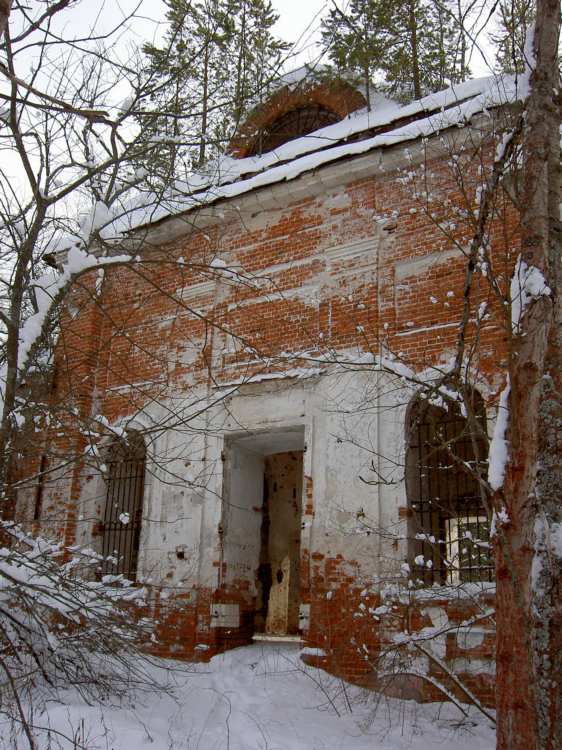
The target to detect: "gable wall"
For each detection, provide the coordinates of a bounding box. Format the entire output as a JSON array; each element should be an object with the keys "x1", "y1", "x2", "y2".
[{"x1": 19, "y1": 135, "x2": 515, "y2": 705}]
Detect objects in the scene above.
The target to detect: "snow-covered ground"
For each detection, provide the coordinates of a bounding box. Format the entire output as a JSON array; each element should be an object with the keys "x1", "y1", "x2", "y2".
[{"x1": 1, "y1": 643, "x2": 496, "y2": 749}]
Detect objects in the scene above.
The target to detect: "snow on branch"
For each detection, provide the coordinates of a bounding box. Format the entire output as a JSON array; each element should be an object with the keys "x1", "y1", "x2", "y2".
[
  {"x1": 510, "y1": 255, "x2": 552, "y2": 335},
  {"x1": 0, "y1": 523, "x2": 146, "y2": 616},
  {"x1": 15, "y1": 248, "x2": 134, "y2": 376},
  {"x1": 488, "y1": 378, "x2": 510, "y2": 492}
]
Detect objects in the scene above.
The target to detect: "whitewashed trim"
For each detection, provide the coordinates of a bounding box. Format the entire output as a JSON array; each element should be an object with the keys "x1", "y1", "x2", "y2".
[{"x1": 175, "y1": 279, "x2": 216, "y2": 302}]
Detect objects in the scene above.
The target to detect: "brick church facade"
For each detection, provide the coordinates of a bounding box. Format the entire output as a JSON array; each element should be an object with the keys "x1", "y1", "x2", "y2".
[{"x1": 17, "y1": 72, "x2": 522, "y2": 707}]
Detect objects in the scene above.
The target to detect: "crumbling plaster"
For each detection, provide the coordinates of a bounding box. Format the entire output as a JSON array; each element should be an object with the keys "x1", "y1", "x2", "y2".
[{"x1": 69, "y1": 364, "x2": 412, "y2": 595}]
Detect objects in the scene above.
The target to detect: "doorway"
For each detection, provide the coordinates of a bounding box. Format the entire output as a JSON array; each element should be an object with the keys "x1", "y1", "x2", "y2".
[
  {"x1": 256, "y1": 451, "x2": 303, "y2": 635},
  {"x1": 222, "y1": 428, "x2": 305, "y2": 637}
]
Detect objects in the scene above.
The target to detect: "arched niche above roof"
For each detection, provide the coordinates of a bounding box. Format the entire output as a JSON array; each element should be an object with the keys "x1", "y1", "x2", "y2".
[{"x1": 228, "y1": 76, "x2": 367, "y2": 159}]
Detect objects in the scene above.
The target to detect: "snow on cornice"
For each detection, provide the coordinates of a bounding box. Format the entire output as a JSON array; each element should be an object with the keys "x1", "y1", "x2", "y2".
[{"x1": 110, "y1": 74, "x2": 525, "y2": 237}]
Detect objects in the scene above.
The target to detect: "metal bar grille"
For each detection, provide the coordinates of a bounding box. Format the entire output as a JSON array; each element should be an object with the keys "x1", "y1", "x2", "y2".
[
  {"x1": 251, "y1": 105, "x2": 341, "y2": 156},
  {"x1": 408, "y1": 399, "x2": 493, "y2": 585},
  {"x1": 100, "y1": 434, "x2": 146, "y2": 581}
]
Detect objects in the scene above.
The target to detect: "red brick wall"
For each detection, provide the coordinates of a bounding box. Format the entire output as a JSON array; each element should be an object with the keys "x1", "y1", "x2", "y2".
[
  {"x1": 229, "y1": 79, "x2": 367, "y2": 158},
  {"x1": 20, "y1": 137, "x2": 515, "y2": 707},
  {"x1": 302, "y1": 553, "x2": 496, "y2": 707}
]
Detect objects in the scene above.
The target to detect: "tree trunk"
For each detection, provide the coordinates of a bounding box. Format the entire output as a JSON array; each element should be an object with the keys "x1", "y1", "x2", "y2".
[
  {"x1": 199, "y1": 43, "x2": 209, "y2": 166},
  {"x1": 233, "y1": 2, "x2": 246, "y2": 130},
  {"x1": 457, "y1": 0, "x2": 466, "y2": 80},
  {"x1": 0, "y1": 0, "x2": 9, "y2": 38},
  {"x1": 363, "y1": 60, "x2": 371, "y2": 111},
  {"x1": 408, "y1": 0, "x2": 421, "y2": 99},
  {"x1": 496, "y1": 2, "x2": 561, "y2": 748},
  {"x1": 437, "y1": 6, "x2": 446, "y2": 88}
]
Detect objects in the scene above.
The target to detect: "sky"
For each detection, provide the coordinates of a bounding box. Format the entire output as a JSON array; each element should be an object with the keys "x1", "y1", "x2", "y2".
[
  {"x1": 49, "y1": 0, "x2": 328, "y2": 54},
  {"x1": 272, "y1": 0, "x2": 495, "y2": 75},
  {"x1": 12, "y1": 0, "x2": 494, "y2": 81},
  {"x1": 79, "y1": 0, "x2": 495, "y2": 76},
  {"x1": 2, "y1": 0, "x2": 496, "y2": 187},
  {"x1": 273, "y1": 0, "x2": 329, "y2": 68},
  {"x1": 103, "y1": 0, "x2": 331, "y2": 70}
]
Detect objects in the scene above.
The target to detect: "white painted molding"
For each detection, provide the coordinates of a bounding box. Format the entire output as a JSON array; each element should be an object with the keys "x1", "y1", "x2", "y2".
[
  {"x1": 175, "y1": 279, "x2": 216, "y2": 301},
  {"x1": 325, "y1": 237, "x2": 377, "y2": 273},
  {"x1": 394, "y1": 247, "x2": 462, "y2": 281}
]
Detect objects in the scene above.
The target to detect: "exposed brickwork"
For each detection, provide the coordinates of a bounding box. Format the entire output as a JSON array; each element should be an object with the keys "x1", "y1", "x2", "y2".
[
  {"x1": 302, "y1": 557, "x2": 496, "y2": 707},
  {"x1": 229, "y1": 79, "x2": 367, "y2": 158},
  {"x1": 16, "y1": 120, "x2": 517, "y2": 708}
]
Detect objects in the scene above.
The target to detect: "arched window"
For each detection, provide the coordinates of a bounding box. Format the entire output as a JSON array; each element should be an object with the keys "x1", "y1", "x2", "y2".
[
  {"x1": 406, "y1": 390, "x2": 492, "y2": 585},
  {"x1": 101, "y1": 431, "x2": 146, "y2": 581},
  {"x1": 248, "y1": 105, "x2": 341, "y2": 156}
]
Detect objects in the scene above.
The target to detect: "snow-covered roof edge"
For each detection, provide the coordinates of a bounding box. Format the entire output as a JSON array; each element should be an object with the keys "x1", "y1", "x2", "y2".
[{"x1": 94, "y1": 74, "x2": 527, "y2": 241}]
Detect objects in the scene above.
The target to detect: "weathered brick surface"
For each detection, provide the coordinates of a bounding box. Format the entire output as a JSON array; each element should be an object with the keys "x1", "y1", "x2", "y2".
[
  {"x1": 16, "y1": 120, "x2": 513, "y2": 706},
  {"x1": 229, "y1": 79, "x2": 367, "y2": 158}
]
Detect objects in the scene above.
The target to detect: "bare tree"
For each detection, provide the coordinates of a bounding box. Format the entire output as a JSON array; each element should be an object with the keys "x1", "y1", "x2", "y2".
[
  {"x1": 0, "y1": 2, "x2": 315, "y2": 743},
  {"x1": 306, "y1": 8, "x2": 559, "y2": 734},
  {"x1": 317, "y1": 2, "x2": 560, "y2": 744},
  {"x1": 0, "y1": 2, "x2": 269, "y2": 744}
]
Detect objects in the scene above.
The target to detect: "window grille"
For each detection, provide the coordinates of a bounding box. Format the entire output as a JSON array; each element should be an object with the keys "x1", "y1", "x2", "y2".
[
  {"x1": 249, "y1": 105, "x2": 340, "y2": 156},
  {"x1": 100, "y1": 432, "x2": 146, "y2": 581},
  {"x1": 406, "y1": 393, "x2": 493, "y2": 585}
]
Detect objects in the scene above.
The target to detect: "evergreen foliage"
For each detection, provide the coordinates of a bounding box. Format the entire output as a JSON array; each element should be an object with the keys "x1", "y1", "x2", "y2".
[
  {"x1": 140, "y1": 0, "x2": 288, "y2": 177},
  {"x1": 321, "y1": 0, "x2": 470, "y2": 103},
  {"x1": 491, "y1": 0, "x2": 535, "y2": 74}
]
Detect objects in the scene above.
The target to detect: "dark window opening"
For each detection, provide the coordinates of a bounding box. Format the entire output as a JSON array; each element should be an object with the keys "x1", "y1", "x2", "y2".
[
  {"x1": 406, "y1": 391, "x2": 493, "y2": 585},
  {"x1": 100, "y1": 431, "x2": 146, "y2": 581},
  {"x1": 248, "y1": 105, "x2": 340, "y2": 156}
]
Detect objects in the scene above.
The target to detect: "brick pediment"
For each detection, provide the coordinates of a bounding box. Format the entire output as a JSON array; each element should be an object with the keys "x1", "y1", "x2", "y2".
[{"x1": 229, "y1": 77, "x2": 367, "y2": 159}]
